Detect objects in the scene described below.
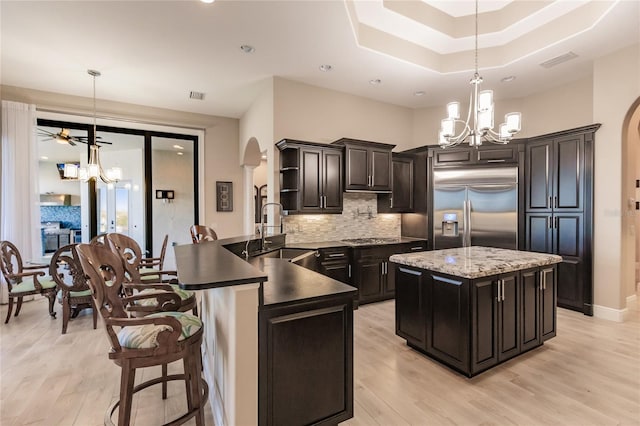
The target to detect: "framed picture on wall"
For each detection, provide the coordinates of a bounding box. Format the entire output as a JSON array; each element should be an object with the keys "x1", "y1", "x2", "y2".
[{"x1": 216, "y1": 181, "x2": 233, "y2": 212}]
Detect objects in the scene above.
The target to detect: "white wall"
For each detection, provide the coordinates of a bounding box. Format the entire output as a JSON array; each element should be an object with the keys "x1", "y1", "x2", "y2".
[
  {"x1": 38, "y1": 161, "x2": 82, "y2": 198},
  {"x1": 593, "y1": 44, "x2": 640, "y2": 316}
]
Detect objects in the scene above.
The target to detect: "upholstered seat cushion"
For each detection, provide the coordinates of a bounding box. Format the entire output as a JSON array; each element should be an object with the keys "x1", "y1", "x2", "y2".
[
  {"x1": 139, "y1": 267, "x2": 161, "y2": 281},
  {"x1": 117, "y1": 311, "x2": 202, "y2": 349},
  {"x1": 56, "y1": 288, "x2": 93, "y2": 301},
  {"x1": 9, "y1": 276, "x2": 57, "y2": 294},
  {"x1": 135, "y1": 285, "x2": 194, "y2": 307}
]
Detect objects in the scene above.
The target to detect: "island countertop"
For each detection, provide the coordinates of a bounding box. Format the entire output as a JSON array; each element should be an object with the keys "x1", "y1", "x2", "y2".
[{"x1": 390, "y1": 246, "x2": 562, "y2": 279}]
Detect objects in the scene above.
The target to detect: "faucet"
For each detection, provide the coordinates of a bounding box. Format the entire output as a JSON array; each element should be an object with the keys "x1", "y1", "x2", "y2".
[{"x1": 260, "y1": 202, "x2": 283, "y2": 251}]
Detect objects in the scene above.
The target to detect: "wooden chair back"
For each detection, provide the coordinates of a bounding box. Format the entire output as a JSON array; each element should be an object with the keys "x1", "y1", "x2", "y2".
[
  {"x1": 0, "y1": 240, "x2": 23, "y2": 286},
  {"x1": 105, "y1": 233, "x2": 145, "y2": 282},
  {"x1": 76, "y1": 243, "x2": 129, "y2": 321},
  {"x1": 190, "y1": 225, "x2": 218, "y2": 244},
  {"x1": 140, "y1": 234, "x2": 168, "y2": 270},
  {"x1": 90, "y1": 233, "x2": 108, "y2": 246}
]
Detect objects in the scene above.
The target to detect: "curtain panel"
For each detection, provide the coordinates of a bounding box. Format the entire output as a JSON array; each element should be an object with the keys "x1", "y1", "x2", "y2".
[{"x1": 1, "y1": 101, "x2": 41, "y2": 303}]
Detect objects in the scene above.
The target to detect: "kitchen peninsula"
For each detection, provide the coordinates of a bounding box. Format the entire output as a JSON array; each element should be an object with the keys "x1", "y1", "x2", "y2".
[
  {"x1": 390, "y1": 246, "x2": 562, "y2": 377},
  {"x1": 174, "y1": 237, "x2": 356, "y2": 426}
]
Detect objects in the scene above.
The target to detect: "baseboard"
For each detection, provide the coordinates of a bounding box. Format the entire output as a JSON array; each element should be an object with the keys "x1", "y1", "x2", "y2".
[
  {"x1": 626, "y1": 293, "x2": 637, "y2": 306},
  {"x1": 593, "y1": 304, "x2": 627, "y2": 322}
]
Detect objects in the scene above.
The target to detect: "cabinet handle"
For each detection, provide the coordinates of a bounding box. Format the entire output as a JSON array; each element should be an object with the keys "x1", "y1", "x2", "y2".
[
  {"x1": 554, "y1": 196, "x2": 558, "y2": 208},
  {"x1": 555, "y1": 217, "x2": 559, "y2": 229},
  {"x1": 543, "y1": 271, "x2": 547, "y2": 290},
  {"x1": 328, "y1": 253, "x2": 345, "y2": 258},
  {"x1": 348, "y1": 264, "x2": 351, "y2": 277},
  {"x1": 323, "y1": 195, "x2": 327, "y2": 209},
  {"x1": 497, "y1": 279, "x2": 502, "y2": 302},
  {"x1": 390, "y1": 196, "x2": 393, "y2": 209},
  {"x1": 399, "y1": 267, "x2": 421, "y2": 276},
  {"x1": 549, "y1": 196, "x2": 552, "y2": 209},
  {"x1": 501, "y1": 279, "x2": 505, "y2": 302},
  {"x1": 410, "y1": 246, "x2": 423, "y2": 251},
  {"x1": 539, "y1": 272, "x2": 544, "y2": 291},
  {"x1": 486, "y1": 159, "x2": 506, "y2": 163}
]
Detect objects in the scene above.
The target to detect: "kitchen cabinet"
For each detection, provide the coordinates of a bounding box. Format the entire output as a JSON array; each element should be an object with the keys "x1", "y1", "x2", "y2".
[
  {"x1": 351, "y1": 241, "x2": 426, "y2": 304},
  {"x1": 315, "y1": 247, "x2": 351, "y2": 284},
  {"x1": 432, "y1": 144, "x2": 521, "y2": 167},
  {"x1": 394, "y1": 261, "x2": 558, "y2": 377},
  {"x1": 276, "y1": 139, "x2": 343, "y2": 214},
  {"x1": 524, "y1": 124, "x2": 599, "y2": 315},
  {"x1": 378, "y1": 153, "x2": 414, "y2": 213},
  {"x1": 332, "y1": 138, "x2": 395, "y2": 192}
]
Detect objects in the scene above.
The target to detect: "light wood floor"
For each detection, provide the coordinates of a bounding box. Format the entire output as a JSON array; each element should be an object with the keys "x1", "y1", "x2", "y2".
[{"x1": 1, "y1": 297, "x2": 638, "y2": 425}]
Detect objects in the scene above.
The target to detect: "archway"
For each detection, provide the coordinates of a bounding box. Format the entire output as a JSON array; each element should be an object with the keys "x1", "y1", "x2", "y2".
[
  {"x1": 242, "y1": 137, "x2": 263, "y2": 235},
  {"x1": 622, "y1": 97, "x2": 640, "y2": 310}
]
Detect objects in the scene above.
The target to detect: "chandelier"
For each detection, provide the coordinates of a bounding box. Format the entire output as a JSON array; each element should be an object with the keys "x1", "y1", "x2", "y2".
[
  {"x1": 63, "y1": 70, "x2": 122, "y2": 183},
  {"x1": 438, "y1": 0, "x2": 521, "y2": 148}
]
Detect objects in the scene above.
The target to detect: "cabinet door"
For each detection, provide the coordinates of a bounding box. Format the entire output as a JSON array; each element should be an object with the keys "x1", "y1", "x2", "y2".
[
  {"x1": 525, "y1": 140, "x2": 553, "y2": 211},
  {"x1": 344, "y1": 146, "x2": 369, "y2": 190},
  {"x1": 520, "y1": 268, "x2": 541, "y2": 352},
  {"x1": 395, "y1": 266, "x2": 427, "y2": 349},
  {"x1": 553, "y1": 134, "x2": 584, "y2": 211},
  {"x1": 427, "y1": 274, "x2": 469, "y2": 374},
  {"x1": 354, "y1": 258, "x2": 384, "y2": 303},
  {"x1": 553, "y1": 213, "x2": 584, "y2": 311},
  {"x1": 497, "y1": 273, "x2": 520, "y2": 361},
  {"x1": 383, "y1": 261, "x2": 395, "y2": 295},
  {"x1": 322, "y1": 149, "x2": 343, "y2": 212},
  {"x1": 390, "y1": 156, "x2": 414, "y2": 212},
  {"x1": 320, "y1": 261, "x2": 350, "y2": 284},
  {"x1": 525, "y1": 214, "x2": 553, "y2": 253},
  {"x1": 476, "y1": 145, "x2": 518, "y2": 164},
  {"x1": 299, "y1": 148, "x2": 322, "y2": 211},
  {"x1": 540, "y1": 267, "x2": 557, "y2": 341},
  {"x1": 471, "y1": 277, "x2": 498, "y2": 374},
  {"x1": 370, "y1": 148, "x2": 392, "y2": 191}
]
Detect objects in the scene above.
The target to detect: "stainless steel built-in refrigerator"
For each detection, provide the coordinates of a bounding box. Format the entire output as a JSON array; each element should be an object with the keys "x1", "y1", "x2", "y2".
[{"x1": 433, "y1": 167, "x2": 517, "y2": 250}]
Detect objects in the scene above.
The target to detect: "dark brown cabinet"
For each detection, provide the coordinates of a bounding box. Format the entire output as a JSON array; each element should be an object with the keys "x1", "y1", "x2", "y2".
[
  {"x1": 432, "y1": 144, "x2": 520, "y2": 167},
  {"x1": 378, "y1": 153, "x2": 414, "y2": 213},
  {"x1": 315, "y1": 247, "x2": 351, "y2": 284},
  {"x1": 276, "y1": 139, "x2": 343, "y2": 214},
  {"x1": 351, "y1": 242, "x2": 426, "y2": 304},
  {"x1": 524, "y1": 125, "x2": 598, "y2": 315},
  {"x1": 394, "y1": 264, "x2": 557, "y2": 377},
  {"x1": 332, "y1": 138, "x2": 395, "y2": 192}
]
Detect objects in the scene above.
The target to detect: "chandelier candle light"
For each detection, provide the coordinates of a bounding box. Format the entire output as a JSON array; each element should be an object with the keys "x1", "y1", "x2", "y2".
[
  {"x1": 63, "y1": 70, "x2": 122, "y2": 183},
  {"x1": 438, "y1": 0, "x2": 521, "y2": 148}
]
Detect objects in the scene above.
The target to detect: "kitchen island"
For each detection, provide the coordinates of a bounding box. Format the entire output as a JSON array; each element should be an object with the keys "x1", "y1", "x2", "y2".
[
  {"x1": 390, "y1": 246, "x2": 562, "y2": 377},
  {"x1": 174, "y1": 237, "x2": 356, "y2": 426}
]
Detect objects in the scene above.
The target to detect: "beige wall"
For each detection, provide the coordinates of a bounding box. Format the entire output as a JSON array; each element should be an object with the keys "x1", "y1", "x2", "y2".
[
  {"x1": 273, "y1": 77, "x2": 413, "y2": 146},
  {"x1": 1, "y1": 84, "x2": 244, "y2": 238},
  {"x1": 593, "y1": 44, "x2": 640, "y2": 314}
]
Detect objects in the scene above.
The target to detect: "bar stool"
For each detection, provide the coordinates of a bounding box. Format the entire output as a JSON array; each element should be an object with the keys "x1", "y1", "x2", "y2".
[{"x1": 76, "y1": 243, "x2": 208, "y2": 426}]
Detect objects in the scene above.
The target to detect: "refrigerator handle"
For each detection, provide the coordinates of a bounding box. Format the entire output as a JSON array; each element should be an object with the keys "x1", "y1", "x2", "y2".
[{"x1": 466, "y1": 199, "x2": 472, "y2": 247}]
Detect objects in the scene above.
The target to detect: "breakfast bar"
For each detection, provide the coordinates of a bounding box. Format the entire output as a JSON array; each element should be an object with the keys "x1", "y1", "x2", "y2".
[{"x1": 390, "y1": 246, "x2": 562, "y2": 377}]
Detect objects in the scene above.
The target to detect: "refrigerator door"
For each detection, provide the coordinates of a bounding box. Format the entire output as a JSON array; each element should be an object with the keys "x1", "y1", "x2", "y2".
[
  {"x1": 467, "y1": 184, "x2": 518, "y2": 249},
  {"x1": 433, "y1": 185, "x2": 466, "y2": 249}
]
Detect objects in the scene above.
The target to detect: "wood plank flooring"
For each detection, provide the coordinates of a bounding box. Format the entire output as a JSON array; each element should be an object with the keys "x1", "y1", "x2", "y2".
[{"x1": 1, "y1": 296, "x2": 638, "y2": 425}]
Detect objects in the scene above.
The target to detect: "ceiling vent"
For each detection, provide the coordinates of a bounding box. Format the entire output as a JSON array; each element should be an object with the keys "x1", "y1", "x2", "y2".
[
  {"x1": 189, "y1": 91, "x2": 205, "y2": 100},
  {"x1": 539, "y1": 52, "x2": 578, "y2": 69}
]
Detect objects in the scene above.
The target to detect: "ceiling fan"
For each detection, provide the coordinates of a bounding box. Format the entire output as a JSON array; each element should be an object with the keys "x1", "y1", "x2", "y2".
[{"x1": 38, "y1": 128, "x2": 112, "y2": 146}]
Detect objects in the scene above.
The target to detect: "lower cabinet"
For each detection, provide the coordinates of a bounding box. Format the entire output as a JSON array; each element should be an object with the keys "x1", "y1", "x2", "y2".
[
  {"x1": 394, "y1": 264, "x2": 557, "y2": 377},
  {"x1": 259, "y1": 296, "x2": 354, "y2": 426},
  {"x1": 316, "y1": 247, "x2": 351, "y2": 284},
  {"x1": 352, "y1": 242, "x2": 427, "y2": 304}
]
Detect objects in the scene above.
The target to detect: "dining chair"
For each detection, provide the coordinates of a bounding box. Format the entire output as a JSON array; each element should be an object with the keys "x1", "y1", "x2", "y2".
[
  {"x1": 138, "y1": 234, "x2": 168, "y2": 281},
  {"x1": 50, "y1": 244, "x2": 97, "y2": 334},
  {"x1": 76, "y1": 243, "x2": 207, "y2": 426},
  {"x1": 105, "y1": 233, "x2": 197, "y2": 316},
  {"x1": 0, "y1": 240, "x2": 57, "y2": 323},
  {"x1": 90, "y1": 233, "x2": 108, "y2": 246},
  {"x1": 189, "y1": 225, "x2": 218, "y2": 244}
]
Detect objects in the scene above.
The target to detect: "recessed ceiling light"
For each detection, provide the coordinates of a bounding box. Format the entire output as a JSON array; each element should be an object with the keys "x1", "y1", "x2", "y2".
[
  {"x1": 501, "y1": 76, "x2": 516, "y2": 83},
  {"x1": 319, "y1": 64, "x2": 332, "y2": 72},
  {"x1": 200, "y1": 0, "x2": 215, "y2": 3},
  {"x1": 414, "y1": 91, "x2": 425, "y2": 96},
  {"x1": 240, "y1": 45, "x2": 255, "y2": 54},
  {"x1": 177, "y1": 152, "x2": 184, "y2": 156},
  {"x1": 40, "y1": 156, "x2": 48, "y2": 160},
  {"x1": 173, "y1": 144, "x2": 184, "y2": 150},
  {"x1": 369, "y1": 79, "x2": 382, "y2": 85}
]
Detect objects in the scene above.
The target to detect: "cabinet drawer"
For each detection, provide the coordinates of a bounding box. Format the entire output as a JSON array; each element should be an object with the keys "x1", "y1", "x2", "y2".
[
  {"x1": 476, "y1": 146, "x2": 518, "y2": 163},
  {"x1": 433, "y1": 149, "x2": 473, "y2": 166},
  {"x1": 317, "y1": 247, "x2": 349, "y2": 263}
]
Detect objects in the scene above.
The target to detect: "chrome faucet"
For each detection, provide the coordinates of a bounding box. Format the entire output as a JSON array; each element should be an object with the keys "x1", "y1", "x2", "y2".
[{"x1": 260, "y1": 202, "x2": 283, "y2": 250}]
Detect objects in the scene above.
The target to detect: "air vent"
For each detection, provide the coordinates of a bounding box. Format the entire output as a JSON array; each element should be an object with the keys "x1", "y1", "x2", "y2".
[
  {"x1": 189, "y1": 91, "x2": 205, "y2": 100},
  {"x1": 539, "y1": 52, "x2": 578, "y2": 69}
]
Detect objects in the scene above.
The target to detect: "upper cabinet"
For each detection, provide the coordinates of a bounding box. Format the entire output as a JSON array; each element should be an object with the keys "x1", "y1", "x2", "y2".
[
  {"x1": 378, "y1": 153, "x2": 414, "y2": 213},
  {"x1": 276, "y1": 139, "x2": 343, "y2": 214},
  {"x1": 332, "y1": 138, "x2": 395, "y2": 192},
  {"x1": 432, "y1": 144, "x2": 521, "y2": 168}
]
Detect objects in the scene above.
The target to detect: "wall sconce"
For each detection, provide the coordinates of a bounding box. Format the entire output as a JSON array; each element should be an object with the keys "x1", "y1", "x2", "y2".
[{"x1": 155, "y1": 190, "x2": 175, "y2": 203}]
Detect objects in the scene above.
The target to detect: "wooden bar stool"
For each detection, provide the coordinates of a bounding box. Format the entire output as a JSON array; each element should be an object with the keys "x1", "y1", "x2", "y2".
[{"x1": 76, "y1": 244, "x2": 208, "y2": 426}]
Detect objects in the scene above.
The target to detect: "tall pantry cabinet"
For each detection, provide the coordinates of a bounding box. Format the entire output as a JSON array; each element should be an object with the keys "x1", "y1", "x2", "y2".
[{"x1": 524, "y1": 124, "x2": 599, "y2": 315}]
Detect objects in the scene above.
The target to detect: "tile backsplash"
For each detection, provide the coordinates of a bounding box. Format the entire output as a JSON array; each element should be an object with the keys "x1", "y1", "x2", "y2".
[
  {"x1": 283, "y1": 193, "x2": 401, "y2": 243},
  {"x1": 40, "y1": 206, "x2": 81, "y2": 229}
]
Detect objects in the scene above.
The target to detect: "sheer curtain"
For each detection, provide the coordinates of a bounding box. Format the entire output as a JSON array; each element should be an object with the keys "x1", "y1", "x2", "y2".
[{"x1": 1, "y1": 101, "x2": 41, "y2": 303}]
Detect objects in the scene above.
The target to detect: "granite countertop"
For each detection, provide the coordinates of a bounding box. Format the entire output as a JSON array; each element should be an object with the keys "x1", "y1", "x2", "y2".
[
  {"x1": 286, "y1": 236, "x2": 427, "y2": 250},
  {"x1": 389, "y1": 246, "x2": 562, "y2": 279},
  {"x1": 248, "y1": 257, "x2": 356, "y2": 308}
]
